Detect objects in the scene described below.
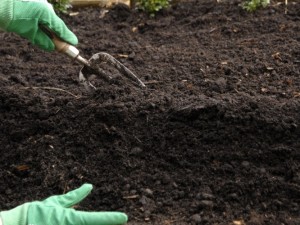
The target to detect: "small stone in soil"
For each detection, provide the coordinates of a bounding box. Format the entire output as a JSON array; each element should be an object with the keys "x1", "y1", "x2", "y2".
[{"x1": 191, "y1": 214, "x2": 202, "y2": 223}]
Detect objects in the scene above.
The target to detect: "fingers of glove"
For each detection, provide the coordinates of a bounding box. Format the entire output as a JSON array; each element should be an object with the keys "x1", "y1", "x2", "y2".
[
  {"x1": 7, "y1": 0, "x2": 77, "y2": 49},
  {"x1": 40, "y1": 11, "x2": 78, "y2": 46},
  {"x1": 72, "y1": 210, "x2": 128, "y2": 225},
  {"x1": 21, "y1": 0, "x2": 52, "y2": 4},
  {"x1": 28, "y1": 205, "x2": 128, "y2": 225},
  {"x1": 5, "y1": 18, "x2": 55, "y2": 51},
  {"x1": 34, "y1": 27, "x2": 55, "y2": 51},
  {"x1": 20, "y1": 0, "x2": 77, "y2": 46},
  {"x1": 37, "y1": 2, "x2": 78, "y2": 46},
  {"x1": 42, "y1": 184, "x2": 93, "y2": 208}
]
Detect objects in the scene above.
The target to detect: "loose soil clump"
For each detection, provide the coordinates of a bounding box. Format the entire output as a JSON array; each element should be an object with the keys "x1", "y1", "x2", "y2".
[{"x1": 0, "y1": 1, "x2": 299, "y2": 224}]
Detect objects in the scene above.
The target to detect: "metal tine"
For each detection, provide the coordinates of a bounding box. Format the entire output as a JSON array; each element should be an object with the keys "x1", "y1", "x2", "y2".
[{"x1": 92, "y1": 53, "x2": 146, "y2": 88}]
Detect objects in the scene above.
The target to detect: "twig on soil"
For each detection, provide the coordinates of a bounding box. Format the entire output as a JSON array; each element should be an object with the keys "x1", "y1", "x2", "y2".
[
  {"x1": 293, "y1": 92, "x2": 300, "y2": 98},
  {"x1": 22, "y1": 86, "x2": 80, "y2": 98},
  {"x1": 123, "y1": 195, "x2": 139, "y2": 199},
  {"x1": 133, "y1": 135, "x2": 142, "y2": 143},
  {"x1": 285, "y1": 0, "x2": 288, "y2": 14},
  {"x1": 63, "y1": 183, "x2": 68, "y2": 194},
  {"x1": 143, "y1": 80, "x2": 163, "y2": 84}
]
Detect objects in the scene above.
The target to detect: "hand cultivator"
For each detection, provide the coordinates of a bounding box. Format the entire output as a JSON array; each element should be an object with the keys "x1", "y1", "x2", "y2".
[{"x1": 41, "y1": 26, "x2": 146, "y2": 91}]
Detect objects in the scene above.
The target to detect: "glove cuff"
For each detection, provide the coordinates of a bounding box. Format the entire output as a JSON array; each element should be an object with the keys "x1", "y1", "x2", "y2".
[
  {"x1": 0, "y1": 0, "x2": 13, "y2": 30},
  {"x1": 0, "y1": 203, "x2": 30, "y2": 225}
]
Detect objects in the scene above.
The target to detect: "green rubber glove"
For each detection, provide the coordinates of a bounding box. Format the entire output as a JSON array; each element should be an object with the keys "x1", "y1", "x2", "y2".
[
  {"x1": 0, "y1": 0, "x2": 78, "y2": 51},
  {"x1": 0, "y1": 184, "x2": 128, "y2": 225}
]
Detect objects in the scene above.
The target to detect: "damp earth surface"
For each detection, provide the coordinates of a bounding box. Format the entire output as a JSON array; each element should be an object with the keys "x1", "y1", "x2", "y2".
[{"x1": 0, "y1": 1, "x2": 300, "y2": 224}]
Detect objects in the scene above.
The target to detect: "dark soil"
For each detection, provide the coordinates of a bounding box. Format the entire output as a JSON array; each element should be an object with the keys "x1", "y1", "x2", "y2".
[{"x1": 0, "y1": 0, "x2": 300, "y2": 224}]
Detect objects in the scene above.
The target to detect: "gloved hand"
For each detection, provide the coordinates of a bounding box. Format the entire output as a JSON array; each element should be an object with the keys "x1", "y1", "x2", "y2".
[
  {"x1": 0, "y1": 184, "x2": 128, "y2": 225},
  {"x1": 0, "y1": 0, "x2": 78, "y2": 51}
]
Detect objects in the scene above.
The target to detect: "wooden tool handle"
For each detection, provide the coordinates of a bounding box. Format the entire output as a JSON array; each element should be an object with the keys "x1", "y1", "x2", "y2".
[
  {"x1": 39, "y1": 24, "x2": 89, "y2": 65},
  {"x1": 40, "y1": 25, "x2": 70, "y2": 53},
  {"x1": 52, "y1": 36, "x2": 71, "y2": 53}
]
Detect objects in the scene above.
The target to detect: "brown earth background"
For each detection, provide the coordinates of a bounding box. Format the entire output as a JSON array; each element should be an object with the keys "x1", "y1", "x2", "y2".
[{"x1": 0, "y1": 0, "x2": 300, "y2": 224}]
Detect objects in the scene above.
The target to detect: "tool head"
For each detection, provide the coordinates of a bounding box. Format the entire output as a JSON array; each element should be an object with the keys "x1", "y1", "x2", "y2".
[{"x1": 79, "y1": 52, "x2": 145, "y2": 92}]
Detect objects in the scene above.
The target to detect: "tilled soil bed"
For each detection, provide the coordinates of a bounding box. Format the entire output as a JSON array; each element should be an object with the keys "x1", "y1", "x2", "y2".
[{"x1": 0, "y1": 0, "x2": 299, "y2": 224}]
